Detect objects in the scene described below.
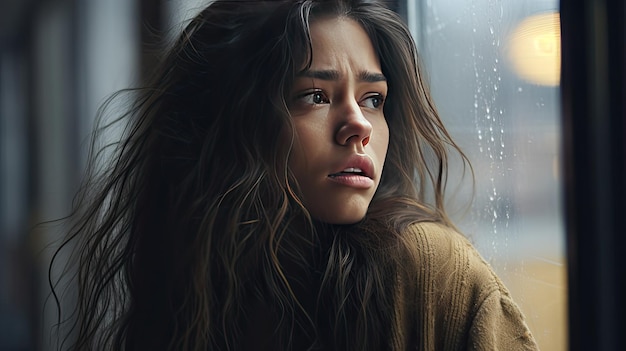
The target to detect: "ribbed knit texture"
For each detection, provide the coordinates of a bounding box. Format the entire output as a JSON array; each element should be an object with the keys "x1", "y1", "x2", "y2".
[{"x1": 392, "y1": 222, "x2": 539, "y2": 350}]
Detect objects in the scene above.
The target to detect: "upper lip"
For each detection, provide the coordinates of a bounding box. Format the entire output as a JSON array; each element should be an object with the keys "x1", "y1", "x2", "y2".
[{"x1": 328, "y1": 154, "x2": 375, "y2": 179}]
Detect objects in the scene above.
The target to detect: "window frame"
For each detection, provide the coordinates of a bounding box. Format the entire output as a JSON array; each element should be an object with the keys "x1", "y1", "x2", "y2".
[{"x1": 561, "y1": 0, "x2": 625, "y2": 349}]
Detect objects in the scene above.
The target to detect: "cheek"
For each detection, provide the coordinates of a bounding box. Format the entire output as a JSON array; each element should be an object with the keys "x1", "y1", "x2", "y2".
[
  {"x1": 288, "y1": 124, "x2": 316, "y2": 180},
  {"x1": 373, "y1": 119, "x2": 390, "y2": 157},
  {"x1": 289, "y1": 119, "x2": 327, "y2": 166}
]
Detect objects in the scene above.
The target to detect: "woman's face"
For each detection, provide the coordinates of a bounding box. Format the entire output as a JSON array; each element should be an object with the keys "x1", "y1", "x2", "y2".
[{"x1": 288, "y1": 17, "x2": 389, "y2": 224}]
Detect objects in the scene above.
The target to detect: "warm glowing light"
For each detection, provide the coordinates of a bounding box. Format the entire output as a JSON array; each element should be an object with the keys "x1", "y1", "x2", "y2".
[{"x1": 507, "y1": 12, "x2": 561, "y2": 86}]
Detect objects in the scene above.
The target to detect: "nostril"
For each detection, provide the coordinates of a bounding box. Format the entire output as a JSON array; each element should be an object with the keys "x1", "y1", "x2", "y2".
[
  {"x1": 340, "y1": 134, "x2": 370, "y2": 147},
  {"x1": 343, "y1": 135, "x2": 358, "y2": 146}
]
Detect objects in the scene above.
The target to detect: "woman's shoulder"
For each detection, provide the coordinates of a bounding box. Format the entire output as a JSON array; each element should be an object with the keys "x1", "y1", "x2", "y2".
[
  {"x1": 398, "y1": 221, "x2": 538, "y2": 350},
  {"x1": 404, "y1": 221, "x2": 490, "y2": 265},
  {"x1": 402, "y1": 221, "x2": 504, "y2": 297},
  {"x1": 405, "y1": 220, "x2": 477, "y2": 250}
]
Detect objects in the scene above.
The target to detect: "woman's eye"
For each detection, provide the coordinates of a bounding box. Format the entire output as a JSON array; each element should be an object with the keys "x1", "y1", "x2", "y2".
[
  {"x1": 362, "y1": 94, "x2": 385, "y2": 109},
  {"x1": 300, "y1": 91, "x2": 329, "y2": 105}
]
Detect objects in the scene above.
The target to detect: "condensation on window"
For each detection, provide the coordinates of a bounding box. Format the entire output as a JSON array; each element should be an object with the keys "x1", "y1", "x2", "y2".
[{"x1": 413, "y1": 1, "x2": 566, "y2": 350}]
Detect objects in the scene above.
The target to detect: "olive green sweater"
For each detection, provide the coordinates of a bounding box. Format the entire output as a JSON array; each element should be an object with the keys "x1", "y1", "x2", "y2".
[{"x1": 393, "y1": 222, "x2": 539, "y2": 350}]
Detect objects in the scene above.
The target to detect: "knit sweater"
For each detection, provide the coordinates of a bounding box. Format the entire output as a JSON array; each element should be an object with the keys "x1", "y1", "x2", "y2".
[
  {"x1": 392, "y1": 221, "x2": 539, "y2": 350},
  {"x1": 243, "y1": 221, "x2": 539, "y2": 350}
]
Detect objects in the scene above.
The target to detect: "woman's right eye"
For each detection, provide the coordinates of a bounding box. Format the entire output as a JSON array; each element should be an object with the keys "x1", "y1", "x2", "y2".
[{"x1": 299, "y1": 91, "x2": 329, "y2": 105}]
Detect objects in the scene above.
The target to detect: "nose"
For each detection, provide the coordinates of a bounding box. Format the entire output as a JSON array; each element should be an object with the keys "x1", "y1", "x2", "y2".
[{"x1": 334, "y1": 100, "x2": 373, "y2": 147}]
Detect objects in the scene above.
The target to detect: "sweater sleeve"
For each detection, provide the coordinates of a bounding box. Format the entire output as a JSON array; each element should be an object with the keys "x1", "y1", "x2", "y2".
[
  {"x1": 467, "y1": 284, "x2": 538, "y2": 350},
  {"x1": 404, "y1": 222, "x2": 539, "y2": 351}
]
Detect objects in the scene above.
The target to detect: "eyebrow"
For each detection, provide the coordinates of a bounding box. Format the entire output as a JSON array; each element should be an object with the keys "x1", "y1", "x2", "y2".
[{"x1": 297, "y1": 69, "x2": 387, "y2": 83}]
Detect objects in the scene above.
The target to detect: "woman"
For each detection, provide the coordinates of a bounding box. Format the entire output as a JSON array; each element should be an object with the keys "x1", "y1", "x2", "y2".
[{"x1": 52, "y1": 0, "x2": 538, "y2": 350}]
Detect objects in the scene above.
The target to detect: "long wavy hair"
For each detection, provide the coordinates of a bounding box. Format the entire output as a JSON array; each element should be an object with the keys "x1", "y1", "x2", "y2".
[{"x1": 51, "y1": 0, "x2": 471, "y2": 350}]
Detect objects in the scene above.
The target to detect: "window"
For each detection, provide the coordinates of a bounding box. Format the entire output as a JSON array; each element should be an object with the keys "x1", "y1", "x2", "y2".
[{"x1": 405, "y1": 1, "x2": 566, "y2": 350}]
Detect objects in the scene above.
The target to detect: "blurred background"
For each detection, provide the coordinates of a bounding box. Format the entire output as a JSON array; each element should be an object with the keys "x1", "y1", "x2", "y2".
[{"x1": 0, "y1": 0, "x2": 566, "y2": 350}]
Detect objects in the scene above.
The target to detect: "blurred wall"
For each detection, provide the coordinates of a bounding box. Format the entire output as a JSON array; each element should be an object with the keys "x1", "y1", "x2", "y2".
[{"x1": 0, "y1": 0, "x2": 161, "y2": 349}]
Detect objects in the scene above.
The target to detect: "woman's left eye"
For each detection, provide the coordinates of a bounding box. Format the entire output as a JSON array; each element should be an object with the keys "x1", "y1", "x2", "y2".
[{"x1": 361, "y1": 94, "x2": 385, "y2": 109}]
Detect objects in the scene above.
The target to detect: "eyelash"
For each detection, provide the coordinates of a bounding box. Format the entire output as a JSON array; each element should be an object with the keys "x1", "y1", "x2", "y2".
[
  {"x1": 296, "y1": 90, "x2": 386, "y2": 109},
  {"x1": 362, "y1": 93, "x2": 385, "y2": 109},
  {"x1": 300, "y1": 91, "x2": 330, "y2": 105}
]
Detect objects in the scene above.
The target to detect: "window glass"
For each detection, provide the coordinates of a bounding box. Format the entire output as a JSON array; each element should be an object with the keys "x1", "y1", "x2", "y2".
[{"x1": 410, "y1": 1, "x2": 566, "y2": 350}]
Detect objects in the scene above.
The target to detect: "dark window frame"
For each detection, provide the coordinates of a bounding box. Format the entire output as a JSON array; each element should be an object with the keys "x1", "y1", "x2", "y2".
[{"x1": 561, "y1": 0, "x2": 625, "y2": 349}]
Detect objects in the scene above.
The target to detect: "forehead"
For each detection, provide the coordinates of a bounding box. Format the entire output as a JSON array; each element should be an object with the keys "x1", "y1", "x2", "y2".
[{"x1": 307, "y1": 16, "x2": 381, "y2": 71}]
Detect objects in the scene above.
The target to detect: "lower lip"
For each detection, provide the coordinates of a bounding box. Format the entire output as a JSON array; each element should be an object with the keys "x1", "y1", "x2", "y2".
[{"x1": 327, "y1": 174, "x2": 374, "y2": 189}]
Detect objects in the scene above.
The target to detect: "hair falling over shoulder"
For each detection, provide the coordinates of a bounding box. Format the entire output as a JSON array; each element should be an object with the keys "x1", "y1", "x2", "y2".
[{"x1": 50, "y1": 0, "x2": 472, "y2": 350}]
